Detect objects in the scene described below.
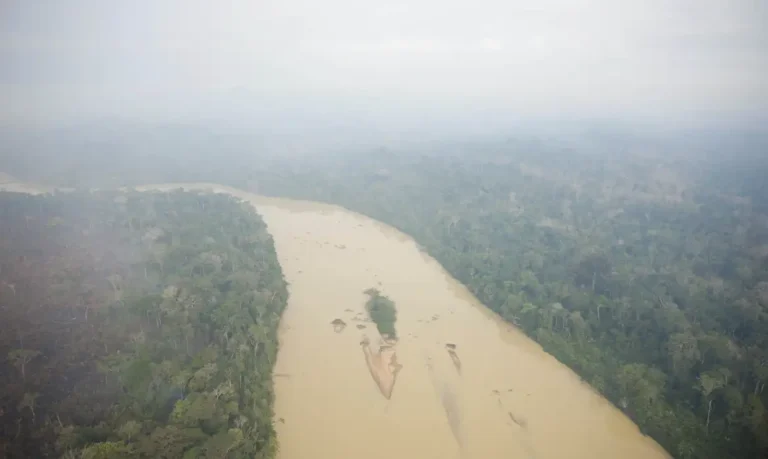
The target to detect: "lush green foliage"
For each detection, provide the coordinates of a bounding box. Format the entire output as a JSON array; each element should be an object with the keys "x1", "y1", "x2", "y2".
[
  {"x1": 250, "y1": 146, "x2": 768, "y2": 459},
  {"x1": 0, "y1": 191, "x2": 287, "y2": 458},
  {"x1": 4, "y1": 131, "x2": 768, "y2": 458},
  {"x1": 363, "y1": 288, "x2": 398, "y2": 338}
]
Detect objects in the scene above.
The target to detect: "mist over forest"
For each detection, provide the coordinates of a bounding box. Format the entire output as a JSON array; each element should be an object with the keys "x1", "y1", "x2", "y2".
[{"x1": 1, "y1": 1, "x2": 768, "y2": 458}]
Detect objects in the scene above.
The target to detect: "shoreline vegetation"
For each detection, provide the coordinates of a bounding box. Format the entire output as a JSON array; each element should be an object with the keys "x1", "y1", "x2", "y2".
[
  {"x1": 3, "y1": 132, "x2": 768, "y2": 458},
  {"x1": 363, "y1": 288, "x2": 398, "y2": 339},
  {"x1": 361, "y1": 288, "x2": 401, "y2": 399},
  {"x1": 244, "y1": 149, "x2": 768, "y2": 459},
  {"x1": 0, "y1": 190, "x2": 287, "y2": 458}
]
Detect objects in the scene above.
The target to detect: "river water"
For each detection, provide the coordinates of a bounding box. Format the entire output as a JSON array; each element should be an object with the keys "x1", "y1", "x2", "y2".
[{"x1": 3, "y1": 180, "x2": 670, "y2": 459}]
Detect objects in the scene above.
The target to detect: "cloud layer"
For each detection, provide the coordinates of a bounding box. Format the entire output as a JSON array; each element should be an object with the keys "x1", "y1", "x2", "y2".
[{"x1": 1, "y1": 0, "x2": 766, "y2": 125}]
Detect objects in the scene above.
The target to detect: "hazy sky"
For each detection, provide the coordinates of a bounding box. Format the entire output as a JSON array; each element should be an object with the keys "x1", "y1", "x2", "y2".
[{"x1": 1, "y1": 0, "x2": 767, "y2": 125}]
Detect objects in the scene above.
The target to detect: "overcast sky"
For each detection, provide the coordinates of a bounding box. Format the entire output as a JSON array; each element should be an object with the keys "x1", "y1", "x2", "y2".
[{"x1": 1, "y1": 0, "x2": 767, "y2": 126}]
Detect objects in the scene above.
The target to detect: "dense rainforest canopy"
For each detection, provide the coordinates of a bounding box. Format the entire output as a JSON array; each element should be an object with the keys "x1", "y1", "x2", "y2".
[
  {"x1": 2, "y1": 131, "x2": 768, "y2": 458},
  {"x1": 250, "y1": 146, "x2": 768, "y2": 459},
  {"x1": 0, "y1": 190, "x2": 287, "y2": 458}
]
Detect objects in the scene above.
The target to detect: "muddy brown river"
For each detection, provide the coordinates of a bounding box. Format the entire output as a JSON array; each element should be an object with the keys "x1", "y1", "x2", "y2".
[{"x1": 3, "y1": 180, "x2": 670, "y2": 459}]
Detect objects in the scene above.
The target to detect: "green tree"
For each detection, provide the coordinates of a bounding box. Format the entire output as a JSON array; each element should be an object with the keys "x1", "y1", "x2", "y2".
[
  {"x1": 7, "y1": 349, "x2": 40, "y2": 380},
  {"x1": 79, "y1": 441, "x2": 133, "y2": 459},
  {"x1": 363, "y1": 288, "x2": 398, "y2": 338},
  {"x1": 117, "y1": 420, "x2": 141, "y2": 442},
  {"x1": 17, "y1": 392, "x2": 39, "y2": 422},
  {"x1": 695, "y1": 371, "x2": 726, "y2": 433},
  {"x1": 616, "y1": 363, "x2": 666, "y2": 417},
  {"x1": 667, "y1": 332, "x2": 700, "y2": 375}
]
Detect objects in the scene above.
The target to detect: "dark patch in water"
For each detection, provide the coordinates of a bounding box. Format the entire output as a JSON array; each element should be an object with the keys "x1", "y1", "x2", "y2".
[
  {"x1": 447, "y1": 348, "x2": 462, "y2": 374},
  {"x1": 508, "y1": 411, "x2": 528, "y2": 429},
  {"x1": 330, "y1": 318, "x2": 347, "y2": 333}
]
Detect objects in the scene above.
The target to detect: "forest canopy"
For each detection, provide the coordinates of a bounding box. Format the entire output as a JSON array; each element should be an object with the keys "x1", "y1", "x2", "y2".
[
  {"x1": 247, "y1": 145, "x2": 768, "y2": 459},
  {"x1": 2, "y1": 132, "x2": 768, "y2": 459},
  {"x1": 0, "y1": 190, "x2": 287, "y2": 459}
]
